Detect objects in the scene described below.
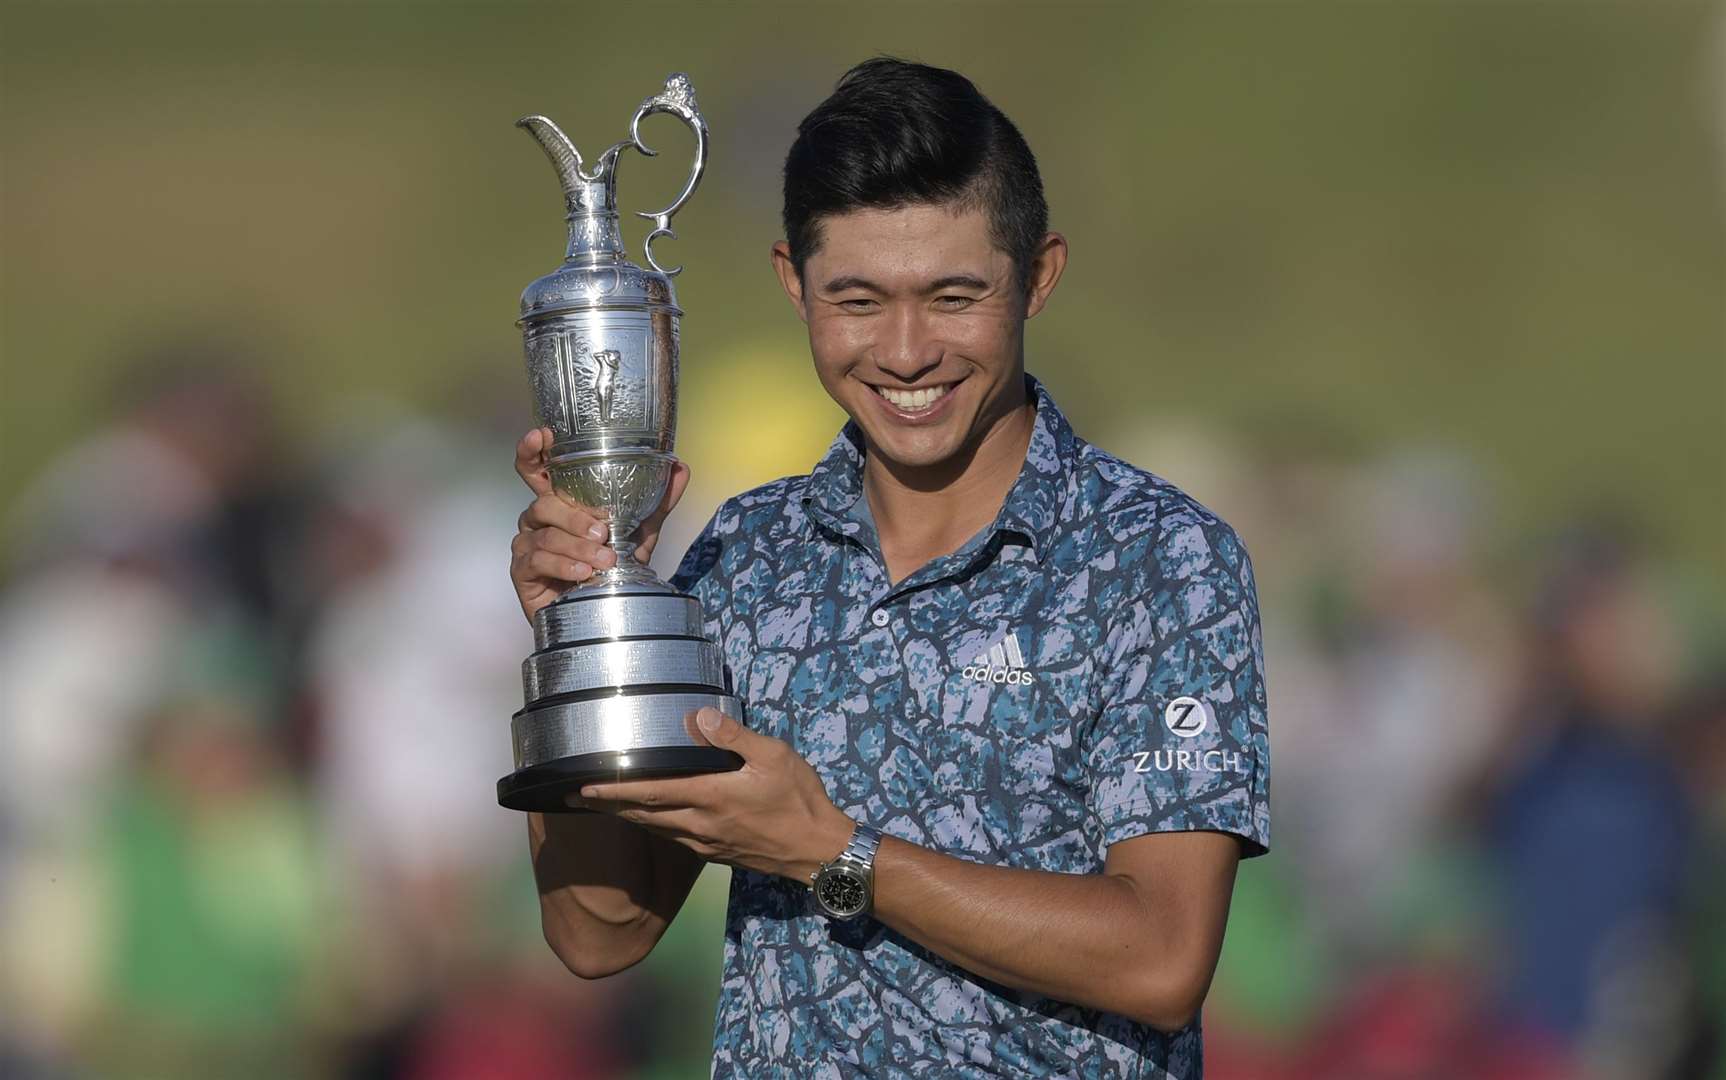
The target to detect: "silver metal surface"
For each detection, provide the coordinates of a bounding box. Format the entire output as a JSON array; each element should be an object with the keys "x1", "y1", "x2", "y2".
[
  {"x1": 516, "y1": 72, "x2": 707, "y2": 589},
  {"x1": 524, "y1": 638, "x2": 724, "y2": 703},
  {"x1": 541, "y1": 451, "x2": 674, "y2": 589},
  {"x1": 502, "y1": 73, "x2": 735, "y2": 801},
  {"x1": 626, "y1": 74, "x2": 708, "y2": 277},
  {"x1": 521, "y1": 313, "x2": 677, "y2": 461},
  {"x1": 533, "y1": 592, "x2": 704, "y2": 652},
  {"x1": 512, "y1": 692, "x2": 744, "y2": 769}
]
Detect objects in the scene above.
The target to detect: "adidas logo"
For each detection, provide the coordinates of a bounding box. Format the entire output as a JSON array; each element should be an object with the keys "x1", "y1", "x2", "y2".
[{"x1": 961, "y1": 632, "x2": 1037, "y2": 686}]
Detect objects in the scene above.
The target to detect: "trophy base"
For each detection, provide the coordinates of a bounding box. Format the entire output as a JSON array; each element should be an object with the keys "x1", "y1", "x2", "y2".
[
  {"x1": 497, "y1": 745, "x2": 744, "y2": 812},
  {"x1": 502, "y1": 583, "x2": 744, "y2": 816}
]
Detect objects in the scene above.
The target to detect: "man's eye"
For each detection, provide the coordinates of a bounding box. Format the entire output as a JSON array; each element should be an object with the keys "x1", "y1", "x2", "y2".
[
  {"x1": 935, "y1": 296, "x2": 977, "y2": 310},
  {"x1": 839, "y1": 298, "x2": 878, "y2": 312}
]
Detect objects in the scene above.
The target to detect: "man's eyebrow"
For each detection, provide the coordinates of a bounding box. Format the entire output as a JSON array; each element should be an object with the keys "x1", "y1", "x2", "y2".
[
  {"x1": 926, "y1": 274, "x2": 990, "y2": 292},
  {"x1": 820, "y1": 275, "x2": 884, "y2": 294},
  {"x1": 819, "y1": 273, "x2": 993, "y2": 294}
]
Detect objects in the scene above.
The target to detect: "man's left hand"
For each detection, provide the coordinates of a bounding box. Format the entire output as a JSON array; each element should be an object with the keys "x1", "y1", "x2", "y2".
[{"x1": 579, "y1": 707, "x2": 856, "y2": 884}]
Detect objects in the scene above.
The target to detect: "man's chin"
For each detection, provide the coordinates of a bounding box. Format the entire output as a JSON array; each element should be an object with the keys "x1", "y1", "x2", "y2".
[{"x1": 858, "y1": 428, "x2": 964, "y2": 474}]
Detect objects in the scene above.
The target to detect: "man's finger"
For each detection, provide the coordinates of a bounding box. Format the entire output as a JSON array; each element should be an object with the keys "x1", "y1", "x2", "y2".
[
  {"x1": 650, "y1": 460, "x2": 692, "y2": 525},
  {"x1": 514, "y1": 427, "x2": 555, "y2": 497},
  {"x1": 580, "y1": 773, "x2": 716, "y2": 809},
  {"x1": 519, "y1": 548, "x2": 594, "y2": 586},
  {"x1": 588, "y1": 804, "x2": 713, "y2": 853},
  {"x1": 636, "y1": 460, "x2": 692, "y2": 564},
  {"x1": 520, "y1": 492, "x2": 611, "y2": 542},
  {"x1": 519, "y1": 527, "x2": 616, "y2": 571},
  {"x1": 690, "y1": 707, "x2": 774, "y2": 760}
]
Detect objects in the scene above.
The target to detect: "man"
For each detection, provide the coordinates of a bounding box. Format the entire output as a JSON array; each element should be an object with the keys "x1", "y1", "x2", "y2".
[{"x1": 508, "y1": 58, "x2": 1270, "y2": 1078}]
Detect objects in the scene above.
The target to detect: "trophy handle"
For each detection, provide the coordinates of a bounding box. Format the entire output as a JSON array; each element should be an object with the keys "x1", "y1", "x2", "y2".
[{"x1": 627, "y1": 73, "x2": 708, "y2": 277}]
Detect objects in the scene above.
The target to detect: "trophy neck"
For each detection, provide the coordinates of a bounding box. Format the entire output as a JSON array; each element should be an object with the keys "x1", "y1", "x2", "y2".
[
  {"x1": 565, "y1": 207, "x2": 626, "y2": 264},
  {"x1": 562, "y1": 167, "x2": 627, "y2": 263}
]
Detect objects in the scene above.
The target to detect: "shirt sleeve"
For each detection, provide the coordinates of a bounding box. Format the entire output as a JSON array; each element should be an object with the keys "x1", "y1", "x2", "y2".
[{"x1": 1085, "y1": 515, "x2": 1271, "y2": 858}]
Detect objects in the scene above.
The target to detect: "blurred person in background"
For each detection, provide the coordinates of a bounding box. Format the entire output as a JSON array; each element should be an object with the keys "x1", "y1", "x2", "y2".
[
  {"x1": 301, "y1": 409, "x2": 523, "y2": 943},
  {"x1": 0, "y1": 340, "x2": 299, "y2": 1070},
  {"x1": 1668, "y1": 677, "x2": 1726, "y2": 1078},
  {"x1": 0, "y1": 340, "x2": 289, "y2": 845},
  {"x1": 4, "y1": 337, "x2": 286, "y2": 610},
  {"x1": 295, "y1": 396, "x2": 666, "y2": 1076},
  {"x1": 1477, "y1": 522, "x2": 1701, "y2": 1076},
  {"x1": 80, "y1": 647, "x2": 325, "y2": 1080},
  {"x1": 291, "y1": 379, "x2": 669, "y2": 1078},
  {"x1": 1277, "y1": 450, "x2": 1516, "y2": 963},
  {"x1": 1193, "y1": 446, "x2": 1543, "y2": 1080},
  {"x1": 509, "y1": 57, "x2": 1270, "y2": 1077},
  {"x1": 0, "y1": 344, "x2": 664, "y2": 1077}
]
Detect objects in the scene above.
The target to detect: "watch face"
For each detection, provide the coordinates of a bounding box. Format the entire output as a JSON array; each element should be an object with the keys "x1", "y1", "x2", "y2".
[{"x1": 815, "y1": 867, "x2": 868, "y2": 917}]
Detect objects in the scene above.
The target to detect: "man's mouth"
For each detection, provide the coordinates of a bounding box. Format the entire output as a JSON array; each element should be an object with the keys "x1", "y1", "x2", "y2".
[{"x1": 869, "y1": 381, "x2": 957, "y2": 414}]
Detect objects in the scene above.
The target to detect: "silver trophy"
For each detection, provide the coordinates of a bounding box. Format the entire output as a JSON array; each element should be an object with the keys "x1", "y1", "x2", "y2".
[{"x1": 497, "y1": 73, "x2": 743, "y2": 812}]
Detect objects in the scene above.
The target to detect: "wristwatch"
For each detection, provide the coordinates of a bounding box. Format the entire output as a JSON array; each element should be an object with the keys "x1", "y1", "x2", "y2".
[{"x1": 809, "y1": 821, "x2": 884, "y2": 920}]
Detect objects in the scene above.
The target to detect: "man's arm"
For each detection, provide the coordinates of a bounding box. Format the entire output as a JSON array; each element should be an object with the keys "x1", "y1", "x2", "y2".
[
  {"x1": 869, "y1": 829, "x2": 1240, "y2": 1032},
  {"x1": 578, "y1": 708, "x2": 1244, "y2": 1031},
  {"x1": 509, "y1": 426, "x2": 705, "y2": 977},
  {"x1": 529, "y1": 809, "x2": 706, "y2": 978}
]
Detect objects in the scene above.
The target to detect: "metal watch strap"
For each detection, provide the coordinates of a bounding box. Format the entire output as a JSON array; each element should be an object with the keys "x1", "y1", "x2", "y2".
[
  {"x1": 809, "y1": 821, "x2": 884, "y2": 917},
  {"x1": 811, "y1": 821, "x2": 883, "y2": 883},
  {"x1": 838, "y1": 822, "x2": 883, "y2": 873}
]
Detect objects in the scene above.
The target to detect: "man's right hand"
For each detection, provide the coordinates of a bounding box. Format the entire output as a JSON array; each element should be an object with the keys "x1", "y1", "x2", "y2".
[{"x1": 509, "y1": 426, "x2": 692, "y2": 624}]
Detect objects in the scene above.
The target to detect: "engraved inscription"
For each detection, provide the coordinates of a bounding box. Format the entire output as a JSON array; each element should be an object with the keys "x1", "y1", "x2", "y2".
[{"x1": 525, "y1": 640, "x2": 726, "y2": 701}]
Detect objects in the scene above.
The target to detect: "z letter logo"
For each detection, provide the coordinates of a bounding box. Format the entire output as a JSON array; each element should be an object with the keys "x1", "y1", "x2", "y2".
[
  {"x1": 1136, "y1": 697, "x2": 1244, "y2": 774},
  {"x1": 1163, "y1": 696, "x2": 1211, "y2": 738}
]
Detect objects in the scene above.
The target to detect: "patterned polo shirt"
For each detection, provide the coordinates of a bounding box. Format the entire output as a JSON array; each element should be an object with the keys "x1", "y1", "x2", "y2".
[{"x1": 669, "y1": 374, "x2": 1270, "y2": 1079}]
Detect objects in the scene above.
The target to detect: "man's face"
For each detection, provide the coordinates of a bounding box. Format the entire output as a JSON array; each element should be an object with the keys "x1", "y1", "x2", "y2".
[{"x1": 773, "y1": 203, "x2": 1055, "y2": 473}]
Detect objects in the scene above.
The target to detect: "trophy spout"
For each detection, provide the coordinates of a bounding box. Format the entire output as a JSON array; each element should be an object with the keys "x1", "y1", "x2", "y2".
[{"x1": 516, "y1": 115, "x2": 631, "y2": 263}]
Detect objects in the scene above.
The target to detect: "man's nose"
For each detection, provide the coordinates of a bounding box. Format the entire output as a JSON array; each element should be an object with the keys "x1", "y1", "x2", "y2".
[{"x1": 874, "y1": 305, "x2": 943, "y2": 380}]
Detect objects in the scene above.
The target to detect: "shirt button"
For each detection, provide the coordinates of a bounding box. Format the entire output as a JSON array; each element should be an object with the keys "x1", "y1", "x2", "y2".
[{"x1": 870, "y1": 609, "x2": 889, "y2": 628}]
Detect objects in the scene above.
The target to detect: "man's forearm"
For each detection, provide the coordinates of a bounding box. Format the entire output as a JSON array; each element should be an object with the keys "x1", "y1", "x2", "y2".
[
  {"x1": 528, "y1": 810, "x2": 703, "y2": 978},
  {"x1": 868, "y1": 837, "x2": 1196, "y2": 1031},
  {"x1": 571, "y1": 710, "x2": 1232, "y2": 1024}
]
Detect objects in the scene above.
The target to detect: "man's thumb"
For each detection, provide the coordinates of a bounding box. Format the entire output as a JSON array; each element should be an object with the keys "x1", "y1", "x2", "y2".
[{"x1": 695, "y1": 706, "x2": 748, "y2": 749}]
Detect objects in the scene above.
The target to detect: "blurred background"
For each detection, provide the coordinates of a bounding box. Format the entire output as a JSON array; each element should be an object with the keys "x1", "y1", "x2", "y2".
[{"x1": 2, "y1": 2, "x2": 1722, "y2": 1077}]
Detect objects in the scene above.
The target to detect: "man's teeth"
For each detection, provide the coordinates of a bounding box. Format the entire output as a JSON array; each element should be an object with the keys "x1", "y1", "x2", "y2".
[{"x1": 875, "y1": 384, "x2": 952, "y2": 411}]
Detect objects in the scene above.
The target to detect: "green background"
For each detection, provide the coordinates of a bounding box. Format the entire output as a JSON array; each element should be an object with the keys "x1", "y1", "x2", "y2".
[{"x1": 4, "y1": 3, "x2": 1721, "y2": 565}]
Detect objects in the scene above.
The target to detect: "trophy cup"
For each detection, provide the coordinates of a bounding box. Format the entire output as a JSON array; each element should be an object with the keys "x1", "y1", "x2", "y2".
[{"x1": 496, "y1": 73, "x2": 744, "y2": 813}]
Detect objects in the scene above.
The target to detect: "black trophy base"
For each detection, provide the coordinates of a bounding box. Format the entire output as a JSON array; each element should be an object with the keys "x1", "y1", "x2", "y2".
[{"x1": 496, "y1": 746, "x2": 745, "y2": 813}]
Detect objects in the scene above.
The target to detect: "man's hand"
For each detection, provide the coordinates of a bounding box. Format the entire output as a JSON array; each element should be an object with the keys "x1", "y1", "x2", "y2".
[
  {"x1": 578, "y1": 707, "x2": 855, "y2": 884},
  {"x1": 509, "y1": 426, "x2": 691, "y2": 624}
]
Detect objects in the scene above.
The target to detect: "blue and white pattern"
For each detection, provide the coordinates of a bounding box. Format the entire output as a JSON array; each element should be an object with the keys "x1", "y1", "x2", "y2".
[{"x1": 671, "y1": 376, "x2": 1270, "y2": 1078}]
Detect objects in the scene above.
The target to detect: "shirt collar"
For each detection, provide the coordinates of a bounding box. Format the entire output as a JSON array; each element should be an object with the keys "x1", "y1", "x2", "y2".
[{"x1": 802, "y1": 373, "x2": 1075, "y2": 559}]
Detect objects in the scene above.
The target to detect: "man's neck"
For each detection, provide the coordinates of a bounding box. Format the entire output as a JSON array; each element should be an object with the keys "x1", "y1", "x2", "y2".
[{"x1": 861, "y1": 389, "x2": 1037, "y2": 586}]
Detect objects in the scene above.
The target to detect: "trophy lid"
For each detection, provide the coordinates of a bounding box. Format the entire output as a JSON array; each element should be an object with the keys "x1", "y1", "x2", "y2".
[{"x1": 516, "y1": 74, "x2": 708, "y2": 325}]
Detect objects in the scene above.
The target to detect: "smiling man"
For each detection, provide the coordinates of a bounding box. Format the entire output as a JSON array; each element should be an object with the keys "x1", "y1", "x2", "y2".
[{"x1": 509, "y1": 58, "x2": 1270, "y2": 1078}]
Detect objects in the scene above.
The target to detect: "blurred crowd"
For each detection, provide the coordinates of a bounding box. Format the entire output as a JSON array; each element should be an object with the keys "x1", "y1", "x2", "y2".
[{"x1": 0, "y1": 343, "x2": 1720, "y2": 1079}]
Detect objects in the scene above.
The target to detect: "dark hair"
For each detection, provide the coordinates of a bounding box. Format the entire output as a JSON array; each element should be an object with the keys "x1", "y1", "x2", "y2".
[{"x1": 782, "y1": 57, "x2": 1049, "y2": 294}]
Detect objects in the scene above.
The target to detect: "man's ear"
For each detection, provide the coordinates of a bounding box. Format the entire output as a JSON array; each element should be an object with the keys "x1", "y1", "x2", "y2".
[
  {"x1": 769, "y1": 241, "x2": 809, "y2": 324},
  {"x1": 1023, "y1": 232, "x2": 1069, "y2": 320}
]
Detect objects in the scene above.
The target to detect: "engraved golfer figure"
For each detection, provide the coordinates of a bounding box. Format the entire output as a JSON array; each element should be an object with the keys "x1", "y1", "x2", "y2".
[{"x1": 591, "y1": 348, "x2": 621, "y2": 424}]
